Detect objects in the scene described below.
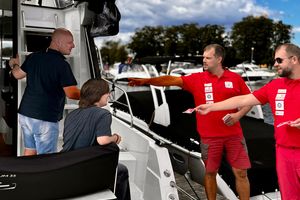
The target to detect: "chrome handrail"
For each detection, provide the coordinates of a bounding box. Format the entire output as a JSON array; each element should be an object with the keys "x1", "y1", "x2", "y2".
[{"x1": 102, "y1": 78, "x2": 134, "y2": 127}]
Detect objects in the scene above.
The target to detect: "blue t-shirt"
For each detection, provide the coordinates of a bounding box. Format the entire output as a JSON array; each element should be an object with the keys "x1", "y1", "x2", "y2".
[
  {"x1": 61, "y1": 106, "x2": 112, "y2": 152},
  {"x1": 19, "y1": 48, "x2": 77, "y2": 122}
]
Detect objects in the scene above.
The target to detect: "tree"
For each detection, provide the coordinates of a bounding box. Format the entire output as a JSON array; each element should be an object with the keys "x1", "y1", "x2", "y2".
[
  {"x1": 128, "y1": 23, "x2": 227, "y2": 58},
  {"x1": 272, "y1": 21, "x2": 292, "y2": 48},
  {"x1": 100, "y1": 40, "x2": 128, "y2": 66},
  {"x1": 230, "y1": 16, "x2": 292, "y2": 66},
  {"x1": 175, "y1": 23, "x2": 202, "y2": 56},
  {"x1": 199, "y1": 25, "x2": 227, "y2": 51},
  {"x1": 105, "y1": 16, "x2": 292, "y2": 67},
  {"x1": 127, "y1": 26, "x2": 165, "y2": 58}
]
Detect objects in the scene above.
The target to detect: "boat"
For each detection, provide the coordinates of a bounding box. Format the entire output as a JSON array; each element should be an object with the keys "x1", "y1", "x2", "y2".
[
  {"x1": 0, "y1": 0, "x2": 280, "y2": 199},
  {"x1": 229, "y1": 62, "x2": 276, "y2": 83},
  {"x1": 108, "y1": 57, "x2": 280, "y2": 199},
  {"x1": 0, "y1": 1, "x2": 178, "y2": 199},
  {"x1": 105, "y1": 62, "x2": 156, "y2": 84},
  {"x1": 102, "y1": 56, "x2": 204, "y2": 84}
]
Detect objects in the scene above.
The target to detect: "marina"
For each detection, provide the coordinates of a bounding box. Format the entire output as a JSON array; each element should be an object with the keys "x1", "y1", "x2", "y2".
[{"x1": 0, "y1": 0, "x2": 281, "y2": 200}]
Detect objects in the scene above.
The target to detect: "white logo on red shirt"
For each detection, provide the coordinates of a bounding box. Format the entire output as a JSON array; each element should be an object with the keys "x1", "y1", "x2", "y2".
[
  {"x1": 204, "y1": 83, "x2": 214, "y2": 103},
  {"x1": 275, "y1": 89, "x2": 286, "y2": 116},
  {"x1": 224, "y1": 81, "x2": 233, "y2": 88}
]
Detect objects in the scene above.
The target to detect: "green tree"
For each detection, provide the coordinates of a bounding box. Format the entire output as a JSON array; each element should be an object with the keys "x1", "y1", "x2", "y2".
[
  {"x1": 100, "y1": 40, "x2": 128, "y2": 66},
  {"x1": 230, "y1": 16, "x2": 292, "y2": 66},
  {"x1": 128, "y1": 23, "x2": 227, "y2": 58},
  {"x1": 199, "y1": 24, "x2": 227, "y2": 51},
  {"x1": 105, "y1": 16, "x2": 292, "y2": 67},
  {"x1": 175, "y1": 23, "x2": 202, "y2": 56},
  {"x1": 272, "y1": 21, "x2": 292, "y2": 48},
  {"x1": 127, "y1": 26, "x2": 165, "y2": 58}
]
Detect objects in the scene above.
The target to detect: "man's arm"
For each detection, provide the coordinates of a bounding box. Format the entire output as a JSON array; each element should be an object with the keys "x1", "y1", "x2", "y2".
[
  {"x1": 128, "y1": 75, "x2": 183, "y2": 87},
  {"x1": 9, "y1": 54, "x2": 26, "y2": 79},
  {"x1": 96, "y1": 133, "x2": 121, "y2": 145},
  {"x1": 196, "y1": 94, "x2": 261, "y2": 115},
  {"x1": 10, "y1": 65, "x2": 26, "y2": 79},
  {"x1": 63, "y1": 86, "x2": 80, "y2": 100}
]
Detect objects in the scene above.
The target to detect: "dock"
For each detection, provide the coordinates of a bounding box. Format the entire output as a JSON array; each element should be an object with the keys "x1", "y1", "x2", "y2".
[{"x1": 175, "y1": 172, "x2": 229, "y2": 200}]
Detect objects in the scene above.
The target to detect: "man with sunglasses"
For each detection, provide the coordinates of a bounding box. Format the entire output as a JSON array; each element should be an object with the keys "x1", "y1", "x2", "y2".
[
  {"x1": 129, "y1": 44, "x2": 252, "y2": 200},
  {"x1": 196, "y1": 43, "x2": 300, "y2": 199}
]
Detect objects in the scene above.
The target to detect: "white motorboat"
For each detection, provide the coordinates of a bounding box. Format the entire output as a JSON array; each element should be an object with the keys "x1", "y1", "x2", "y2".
[
  {"x1": 0, "y1": 1, "x2": 178, "y2": 200},
  {"x1": 229, "y1": 62, "x2": 276, "y2": 82}
]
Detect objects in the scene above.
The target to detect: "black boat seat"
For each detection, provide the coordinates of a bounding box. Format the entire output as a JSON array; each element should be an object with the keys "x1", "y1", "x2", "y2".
[{"x1": 0, "y1": 143, "x2": 119, "y2": 200}]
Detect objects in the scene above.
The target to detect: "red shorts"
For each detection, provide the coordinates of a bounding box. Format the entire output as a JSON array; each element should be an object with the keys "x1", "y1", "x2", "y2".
[
  {"x1": 276, "y1": 145, "x2": 300, "y2": 200},
  {"x1": 200, "y1": 135, "x2": 251, "y2": 172}
]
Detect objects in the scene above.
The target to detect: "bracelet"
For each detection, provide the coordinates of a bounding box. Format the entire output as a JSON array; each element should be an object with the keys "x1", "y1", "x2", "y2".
[
  {"x1": 115, "y1": 135, "x2": 119, "y2": 143},
  {"x1": 12, "y1": 64, "x2": 19, "y2": 69}
]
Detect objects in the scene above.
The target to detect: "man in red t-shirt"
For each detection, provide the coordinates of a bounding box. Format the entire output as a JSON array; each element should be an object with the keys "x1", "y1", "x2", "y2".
[
  {"x1": 129, "y1": 44, "x2": 252, "y2": 200},
  {"x1": 196, "y1": 43, "x2": 300, "y2": 200}
]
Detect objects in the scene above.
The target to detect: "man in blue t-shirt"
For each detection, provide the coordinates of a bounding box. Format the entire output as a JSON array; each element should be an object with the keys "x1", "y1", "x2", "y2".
[{"x1": 9, "y1": 28, "x2": 80, "y2": 156}]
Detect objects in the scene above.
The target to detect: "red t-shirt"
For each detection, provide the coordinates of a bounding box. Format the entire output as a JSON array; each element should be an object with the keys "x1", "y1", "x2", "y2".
[
  {"x1": 253, "y1": 78, "x2": 300, "y2": 147},
  {"x1": 181, "y1": 70, "x2": 251, "y2": 137}
]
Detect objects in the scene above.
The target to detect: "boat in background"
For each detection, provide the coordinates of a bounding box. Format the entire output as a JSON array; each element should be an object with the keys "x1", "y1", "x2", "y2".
[
  {"x1": 109, "y1": 56, "x2": 280, "y2": 199},
  {"x1": 229, "y1": 62, "x2": 276, "y2": 83},
  {"x1": 102, "y1": 55, "x2": 204, "y2": 83}
]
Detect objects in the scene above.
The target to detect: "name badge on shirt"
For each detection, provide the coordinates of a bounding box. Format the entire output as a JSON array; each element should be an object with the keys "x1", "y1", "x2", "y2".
[
  {"x1": 275, "y1": 111, "x2": 284, "y2": 116},
  {"x1": 277, "y1": 89, "x2": 287, "y2": 94},
  {"x1": 275, "y1": 93, "x2": 286, "y2": 100},
  {"x1": 224, "y1": 81, "x2": 233, "y2": 88},
  {"x1": 275, "y1": 101, "x2": 284, "y2": 110},
  {"x1": 205, "y1": 93, "x2": 213, "y2": 101},
  {"x1": 275, "y1": 89, "x2": 287, "y2": 116},
  {"x1": 205, "y1": 86, "x2": 213, "y2": 92}
]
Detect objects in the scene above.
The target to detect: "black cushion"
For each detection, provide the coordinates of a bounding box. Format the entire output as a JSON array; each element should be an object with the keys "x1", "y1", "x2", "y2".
[{"x1": 0, "y1": 143, "x2": 119, "y2": 200}]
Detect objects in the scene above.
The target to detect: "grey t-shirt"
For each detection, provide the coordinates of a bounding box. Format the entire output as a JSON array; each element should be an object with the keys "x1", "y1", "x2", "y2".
[{"x1": 61, "y1": 106, "x2": 112, "y2": 152}]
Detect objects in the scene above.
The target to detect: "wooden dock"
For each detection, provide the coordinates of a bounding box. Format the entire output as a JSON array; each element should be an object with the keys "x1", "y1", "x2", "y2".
[{"x1": 174, "y1": 172, "x2": 229, "y2": 200}]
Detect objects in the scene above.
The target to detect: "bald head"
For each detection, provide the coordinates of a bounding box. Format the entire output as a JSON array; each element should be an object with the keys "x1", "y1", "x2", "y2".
[
  {"x1": 49, "y1": 28, "x2": 75, "y2": 55},
  {"x1": 52, "y1": 28, "x2": 72, "y2": 41}
]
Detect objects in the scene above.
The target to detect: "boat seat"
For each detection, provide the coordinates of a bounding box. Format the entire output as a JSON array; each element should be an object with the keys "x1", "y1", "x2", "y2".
[{"x1": 0, "y1": 143, "x2": 119, "y2": 200}]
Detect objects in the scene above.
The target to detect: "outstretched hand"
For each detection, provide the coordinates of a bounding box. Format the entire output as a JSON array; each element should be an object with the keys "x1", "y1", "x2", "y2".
[
  {"x1": 289, "y1": 118, "x2": 300, "y2": 129},
  {"x1": 128, "y1": 78, "x2": 147, "y2": 86},
  {"x1": 195, "y1": 104, "x2": 211, "y2": 115}
]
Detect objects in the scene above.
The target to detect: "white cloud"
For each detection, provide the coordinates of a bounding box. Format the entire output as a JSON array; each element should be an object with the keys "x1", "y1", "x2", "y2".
[
  {"x1": 293, "y1": 27, "x2": 300, "y2": 33},
  {"x1": 95, "y1": 0, "x2": 284, "y2": 45}
]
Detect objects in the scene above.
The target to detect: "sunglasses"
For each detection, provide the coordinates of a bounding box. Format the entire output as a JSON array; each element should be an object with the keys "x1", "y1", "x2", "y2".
[{"x1": 274, "y1": 56, "x2": 293, "y2": 64}]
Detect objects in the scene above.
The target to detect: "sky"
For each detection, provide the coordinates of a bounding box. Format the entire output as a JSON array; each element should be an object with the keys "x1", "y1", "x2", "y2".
[{"x1": 95, "y1": 0, "x2": 300, "y2": 48}]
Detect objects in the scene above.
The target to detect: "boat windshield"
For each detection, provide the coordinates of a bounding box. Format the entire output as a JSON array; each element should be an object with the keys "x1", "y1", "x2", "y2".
[{"x1": 21, "y1": 0, "x2": 74, "y2": 9}]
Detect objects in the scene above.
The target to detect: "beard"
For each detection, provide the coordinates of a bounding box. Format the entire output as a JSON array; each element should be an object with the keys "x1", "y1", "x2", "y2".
[{"x1": 278, "y1": 67, "x2": 292, "y2": 78}]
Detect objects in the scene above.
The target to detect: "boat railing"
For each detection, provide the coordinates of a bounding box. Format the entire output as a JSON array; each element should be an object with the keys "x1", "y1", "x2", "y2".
[{"x1": 103, "y1": 78, "x2": 134, "y2": 127}]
